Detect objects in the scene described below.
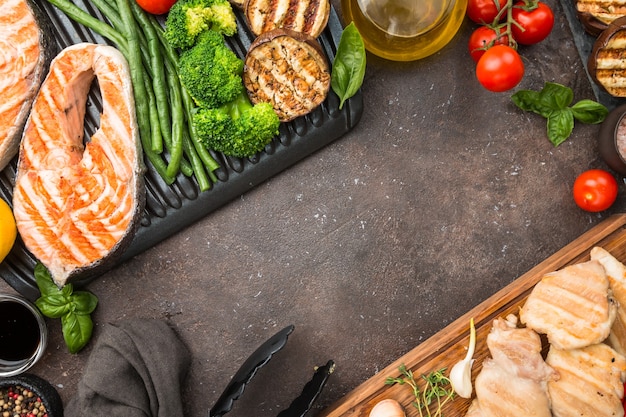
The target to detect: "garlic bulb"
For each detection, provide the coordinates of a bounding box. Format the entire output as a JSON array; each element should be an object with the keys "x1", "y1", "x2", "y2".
[
  {"x1": 369, "y1": 399, "x2": 406, "y2": 417},
  {"x1": 449, "y1": 317, "x2": 476, "y2": 398}
]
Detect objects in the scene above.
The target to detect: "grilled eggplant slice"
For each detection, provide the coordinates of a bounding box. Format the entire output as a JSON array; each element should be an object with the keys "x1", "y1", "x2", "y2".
[
  {"x1": 589, "y1": 16, "x2": 626, "y2": 97},
  {"x1": 244, "y1": 0, "x2": 330, "y2": 38},
  {"x1": 576, "y1": 0, "x2": 626, "y2": 36},
  {"x1": 243, "y1": 28, "x2": 331, "y2": 122}
]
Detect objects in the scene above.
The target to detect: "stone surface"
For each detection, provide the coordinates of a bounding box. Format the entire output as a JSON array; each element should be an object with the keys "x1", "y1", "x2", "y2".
[{"x1": 2, "y1": 0, "x2": 626, "y2": 416}]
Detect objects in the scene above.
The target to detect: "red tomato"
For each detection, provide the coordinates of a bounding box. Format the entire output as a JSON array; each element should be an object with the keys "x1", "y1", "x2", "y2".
[
  {"x1": 475, "y1": 45, "x2": 524, "y2": 92},
  {"x1": 572, "y1": 169, "x2": 618, "y2": 212},
  {"x1": 467, "y1": 0, "x2": 508, "y2": 24},
  {"x1": 135, "y1": 0, "x2": 176, "y2": 14},
  {"x1": 511, "y1": 1, "x2": 555, "y2": 45},
  {"x1": 468, "y1": 26, "x2": 509, "y2": 63}
]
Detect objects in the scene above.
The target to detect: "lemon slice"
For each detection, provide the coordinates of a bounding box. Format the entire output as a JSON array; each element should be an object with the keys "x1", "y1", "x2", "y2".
[{"x1": 0, "y1": 198, "x2": 17, "y2": 263}]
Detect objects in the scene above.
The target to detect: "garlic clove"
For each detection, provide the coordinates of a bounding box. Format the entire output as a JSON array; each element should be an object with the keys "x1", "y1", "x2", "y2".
[
  {"x1": 449, "y1": 318, "x2": 477, "y2": 399},
  {"x1": 369, "y1": 399, "x2": 406, "y2": 417}
]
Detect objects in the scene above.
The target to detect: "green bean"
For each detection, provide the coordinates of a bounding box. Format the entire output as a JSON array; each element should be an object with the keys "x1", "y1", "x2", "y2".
[
  {"x1": 183, "y1": 131, "x2": 211, "y2": 191},
  {"x1": 45, "y1": 0, "x2": 127, "y2": 53},
  {"x1": 115, "y1": 0, "x2": 153, "y2": 161},
  {"x1": 130, "y1": 1, "x2": 173, "y2": 151},
  {"x1": 144, "y1": 72, "x2": 164, "y2": 155}
]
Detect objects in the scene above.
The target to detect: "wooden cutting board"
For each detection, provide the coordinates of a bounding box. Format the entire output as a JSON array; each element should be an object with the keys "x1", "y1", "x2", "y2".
[{"x1": 319, "y1": 213, "x2": 626, "y2": 417}]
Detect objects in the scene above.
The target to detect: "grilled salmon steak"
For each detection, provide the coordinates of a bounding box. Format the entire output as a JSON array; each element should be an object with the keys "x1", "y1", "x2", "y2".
[
  {"x1": 13, "y1": 43, "x2": 145, "y2": 287},
  {"x1": 0, "y1": 0, "x2": 56, "y2": 171}
]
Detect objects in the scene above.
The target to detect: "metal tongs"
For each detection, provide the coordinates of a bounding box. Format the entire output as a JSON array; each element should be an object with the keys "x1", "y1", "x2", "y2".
[{"x1": 209, "y1": 325, "x2": 335, "y2": 417}]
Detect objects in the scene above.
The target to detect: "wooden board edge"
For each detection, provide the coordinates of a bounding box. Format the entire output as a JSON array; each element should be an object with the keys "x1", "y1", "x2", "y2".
[{"x1": 319, "y1": 213, "x2": 626, "y2": 417}]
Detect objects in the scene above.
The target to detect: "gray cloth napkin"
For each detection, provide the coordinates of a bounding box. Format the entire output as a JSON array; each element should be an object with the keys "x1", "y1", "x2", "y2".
[{"x1": 64, "y1": 318, "x2": 191, "y2": 417}]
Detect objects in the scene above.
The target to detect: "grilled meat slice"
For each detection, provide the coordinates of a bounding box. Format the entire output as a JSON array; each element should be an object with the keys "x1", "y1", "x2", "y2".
[
  {"x1": 244, "y1": 28, "x2": 331, "y2": 122},
  {"x1": 520, "y1": 259, "x2": 617, "y2": 350},
  {"x1": 576, "y1": 0, "x2": 626, "y2": 36},
  {"x1": 547, "y1": 343, "x2": 626, "y2": 417},
  {"x1": 244, "y1": 0, "x2": 330, "y2": 38}
]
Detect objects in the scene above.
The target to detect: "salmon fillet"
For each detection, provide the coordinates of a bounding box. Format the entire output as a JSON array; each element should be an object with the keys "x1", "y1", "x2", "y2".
[
  {"x1": 13, "y1": 43, "x2": 145, "y2": 287},
  {"x1": 0, "y1": 0, "x2": 55, "y2": 171}
]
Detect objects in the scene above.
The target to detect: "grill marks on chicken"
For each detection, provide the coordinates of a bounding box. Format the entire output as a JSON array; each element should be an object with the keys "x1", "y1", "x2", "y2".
[
  {"x1": 467, "y1": 316, "x2": 557, "y2": 417},
  {"x1": 520, "y1": 260, "x2": 617, "y2": 350},
  {"x1": 13, "y1": 43, "x2": 145, "y2": 287},
  {"x1": 465, "y1": 248, "x2": 626, "y2": 417},
  {"x1": 547, "y1": 343, "x2": 626, "y2": 417}
]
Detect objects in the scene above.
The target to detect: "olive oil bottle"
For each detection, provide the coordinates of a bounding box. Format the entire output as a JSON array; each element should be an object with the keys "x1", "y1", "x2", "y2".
[{"x1": 341, "y1": 0, "x2": 468, "y2": 61}]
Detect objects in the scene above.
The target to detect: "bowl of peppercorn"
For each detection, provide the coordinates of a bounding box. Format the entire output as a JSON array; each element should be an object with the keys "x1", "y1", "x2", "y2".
[{"x1": 0, "y1": 373, "x2": 63, "y2": 417}]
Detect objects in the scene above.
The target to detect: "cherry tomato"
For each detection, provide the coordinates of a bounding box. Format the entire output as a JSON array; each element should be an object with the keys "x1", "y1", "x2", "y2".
[
  {"x1": 572, "y1": 169, "x2": 618, "y2": 212},
  {"x1": 135, "y1": 0, "x2": 176, "y2": 14},
  {"x1": 475, "y1": 45, "x2": 524, "y2": 92},
  {"x1": 511, "y1": 1, "x2": 555, "y2": 45},
  {"x1": 468, "y1": 26, "x2": 509, "y2": 63},
  {"x1": 466, "y1": 0, "x2": 508, "y2": 24}
]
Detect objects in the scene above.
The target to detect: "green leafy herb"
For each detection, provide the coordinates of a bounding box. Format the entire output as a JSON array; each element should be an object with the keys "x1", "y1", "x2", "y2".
[
  {"x1": 34, "y1": 263, "x2": 98, "y2": 353},
  {"x1": 385, "y1": 364, "x2": 454, "y2": 417},
  {"x1": 511, "y1": 82, "x2": 608, "y2": 147},
  {"x1": 331, "y1": 22, "x2": 366, "y2": 110}
]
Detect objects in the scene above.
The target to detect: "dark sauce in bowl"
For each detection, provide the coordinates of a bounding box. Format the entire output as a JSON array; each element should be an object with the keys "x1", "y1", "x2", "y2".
[{"x1": 0, "y1": 300, "x2": 41, "y2": 363}]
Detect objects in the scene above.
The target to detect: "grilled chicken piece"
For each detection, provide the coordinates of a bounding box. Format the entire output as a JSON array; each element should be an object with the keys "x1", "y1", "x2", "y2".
[
  {"x1": 547, "y1": 343, "x2": 626, "y2": 417},
  {"x1": 591, "y1": 246, "x2": 626, "y2": 355},
  {"x1": 244, "y1": 28, "x2": 330, "y2": 122},
  {"x1": 520, "y1": 259, "x2": 617, "y2": 350},
  {"x1": 0, "y1": 0, "x2": 56, "y2": 171},
  {"x1": 13, "y1": 43, "x2": 145, "y2": 287},
  {"x1": 466, "y1": 315, "x2": 558, "y2": 417},
  {"x1": 244, "y1": 0, "x2": 330, "y2": 38}
]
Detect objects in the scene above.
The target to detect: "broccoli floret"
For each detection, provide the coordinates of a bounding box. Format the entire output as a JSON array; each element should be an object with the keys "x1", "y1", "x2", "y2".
[
  {"x1": 194, "y1": 91, "x2": 281, "y2": 157},
  {"x1": 164, "y1": 0, "x2": 237, "y2": 50},
  {"x1": 178, "y1": 30, "x2": 244, "y2": 109}
]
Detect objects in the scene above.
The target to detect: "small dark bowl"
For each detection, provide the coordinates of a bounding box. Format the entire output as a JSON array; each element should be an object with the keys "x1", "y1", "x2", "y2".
[
  {"x1": 598, "y1": 103, "x2": 626, "y2": 175},
  {"x1": 0, "y1": 373, "x2": 63, "y2": 417}
]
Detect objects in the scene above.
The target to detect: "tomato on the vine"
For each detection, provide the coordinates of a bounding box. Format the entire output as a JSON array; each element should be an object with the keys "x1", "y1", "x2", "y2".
[
  {"x1": 572, "y1": 169, "x2": 618, "y2": 212},
  {"x1": 475, "y1": 45, "x2": 524, "y2": 92},
  {"x1": 468, "y1": 26, "x2": 509, "y2": 62},
  {"x1": 135, "y1": 0, "x2": 176, "y2": 14},
  {"x1": 511, "y1": 1, "x2": 555, "y2": 45},
  {"x1": 467, "y1": 0, "x2": 508, "y2": 24}
]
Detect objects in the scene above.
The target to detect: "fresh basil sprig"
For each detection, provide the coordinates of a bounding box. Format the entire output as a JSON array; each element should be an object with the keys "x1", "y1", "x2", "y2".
[
  {"x1": 511, "y1": 82, "x2": 608, "y2": 147},
  {"x1": 34, "y1": 263, "x2": 98, "y2": 354},
  {"x1": 331, "y1": 22, "x2": 366, "y2": 110}
]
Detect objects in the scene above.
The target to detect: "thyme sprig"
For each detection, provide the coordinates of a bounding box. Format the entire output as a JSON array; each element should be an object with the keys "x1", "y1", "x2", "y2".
[{"x1": 385, "y1": 364, "x2": 455, "y2": 417}]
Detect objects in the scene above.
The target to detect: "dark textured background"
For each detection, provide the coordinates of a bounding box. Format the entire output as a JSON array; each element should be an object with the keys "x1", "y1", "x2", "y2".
[{"x1": 2, "y1": 0, "x2": 626, "y2": 415}]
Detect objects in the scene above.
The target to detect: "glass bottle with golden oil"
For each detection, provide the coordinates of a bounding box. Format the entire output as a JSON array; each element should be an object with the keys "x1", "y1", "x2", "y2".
[{"x1": 341, "y1": 0, "x2": 468, "y2": 61}]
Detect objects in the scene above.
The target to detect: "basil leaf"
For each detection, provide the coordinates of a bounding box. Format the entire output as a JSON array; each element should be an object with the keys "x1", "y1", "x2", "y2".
[
  {"x1": 331, "y1": 22, "x2": 366, "y2": 110},
  {"x1": 71, "y1": 291, "x2": 99, "y2": 314},
  {"x1": 61, "y1": 312, "x2": 94, "y2": 354},
  {"x1": 547, "y1": 108, "x2": 574, "y2": 146},
  {"x1": 34, "y1": 263, "x2": 58, "y2": 296},
  {"x1": 36, "y1": 293, "x2": 71, "y2": 318},
  {"x1": 511, "y1": 90, "x2": 544, "y2": 113},
  {"x1": 538, "y1": 82, "x2": 573, "y2": 110},
  {"x1": 571, "y1": 99, "x2": 608, "y2": 124}
]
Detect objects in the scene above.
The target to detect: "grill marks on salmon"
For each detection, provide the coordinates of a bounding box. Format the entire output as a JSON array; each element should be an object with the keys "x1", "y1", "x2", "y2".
[
  {"x1": 0, "y1": 0, "x2": 55, "y2": 171},
  {"x1": 244, "y1": 29, "x2": 330, "y2": 121},
  {"x1": 245, "y1": 0, "x2": 330, "y2": 38},
  {"x1": 13, "y1": 43, "x2": 145, "y2": 287}
]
